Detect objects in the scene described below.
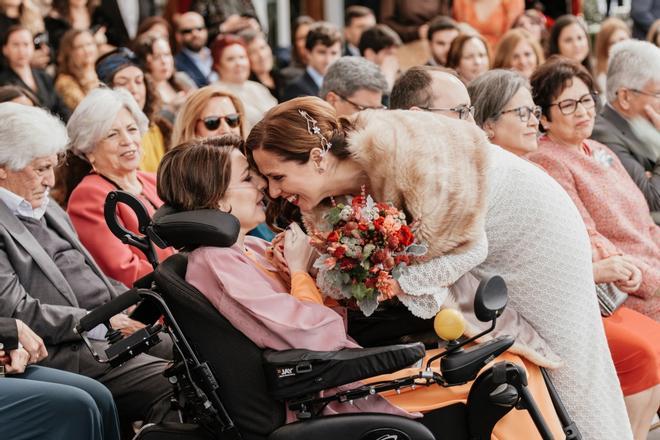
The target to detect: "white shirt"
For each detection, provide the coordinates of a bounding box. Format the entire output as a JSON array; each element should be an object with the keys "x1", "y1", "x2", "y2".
[
  {"x1": 0, "y1": 187, "x2": 49, "y2": 220},
  {"x1": 116, "y1": 0, "x2": 140, "y2": 39}
]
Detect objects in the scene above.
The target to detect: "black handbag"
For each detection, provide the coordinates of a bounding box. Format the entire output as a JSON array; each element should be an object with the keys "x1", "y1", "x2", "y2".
[{"x1": 596, "y1": 283, "x2": 628, "y2": 317}]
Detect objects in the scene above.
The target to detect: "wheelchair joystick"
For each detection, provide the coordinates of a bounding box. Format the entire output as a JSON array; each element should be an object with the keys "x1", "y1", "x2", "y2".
[{"x1": 434, "y1": 308, "x2": 465, "y2": 351}]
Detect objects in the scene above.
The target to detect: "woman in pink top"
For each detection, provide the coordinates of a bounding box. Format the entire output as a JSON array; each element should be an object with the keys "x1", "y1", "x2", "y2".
[{"x1": 453, "y1": 0, "x2": 524, "y2": 49}]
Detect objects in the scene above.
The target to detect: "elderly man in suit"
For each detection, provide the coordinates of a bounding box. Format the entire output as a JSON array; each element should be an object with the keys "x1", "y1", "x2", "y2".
[
  {"x1": 0, "y1": 102, "x2": 173, "y2": 429},
  {"x1": 591, "y1": 40, "x2": 660, "y2": 219}
]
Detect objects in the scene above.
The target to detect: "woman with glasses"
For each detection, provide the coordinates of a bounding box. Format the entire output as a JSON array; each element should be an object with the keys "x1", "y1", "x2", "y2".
[
  {"x1": 471, "y1": 68, "x2": 660, "y2": 440},
  {"x1": 211, "y1": 34, "x2": 277, "y2": 132},
  {"x1": 528, "y1": 56, "x2": 659, "y2": 323}
]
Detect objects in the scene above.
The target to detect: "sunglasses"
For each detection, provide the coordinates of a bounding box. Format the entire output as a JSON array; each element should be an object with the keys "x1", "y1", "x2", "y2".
[
  {"x1": 179, "y1": 26, "x2": 205, "y2": 35},
  {"x1": 201, "y1": 114, "x2": 241, "y2": 130}
]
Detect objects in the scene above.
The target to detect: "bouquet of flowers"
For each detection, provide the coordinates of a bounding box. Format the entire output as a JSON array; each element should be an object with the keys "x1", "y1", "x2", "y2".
[{"x1": 310, "y1": 192, "x2": 427, "y2": 316}]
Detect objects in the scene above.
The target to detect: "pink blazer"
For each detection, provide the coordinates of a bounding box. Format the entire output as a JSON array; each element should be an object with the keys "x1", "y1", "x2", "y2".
[{"x1": 67, "y1": 172, "x2": 175, "y2": 287}]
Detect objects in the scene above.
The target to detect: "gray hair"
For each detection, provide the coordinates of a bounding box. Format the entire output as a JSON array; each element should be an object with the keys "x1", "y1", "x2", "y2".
[
  {"x1": 320, "y1": 56, "x2": 388, "y2": 99},
  {"x1": 67, "y1": 88, "x2": 149, "y2": 156},
  {"x1": 606, "y1": 40, "x2": 660, "y2": 103},
  {"x1": 0, "y1": 103, "x2": 69, "y2": 170},
  {"x1": 468, "y1": 69, "x2": 530, "y2": 128}
]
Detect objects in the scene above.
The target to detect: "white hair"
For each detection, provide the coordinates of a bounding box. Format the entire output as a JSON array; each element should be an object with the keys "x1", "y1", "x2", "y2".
[
  {"x1": 67, "y1": 88, "x2": 149, "y2": 156},
  {"x1": 0, "y1": 103, "x2": 69, "y2": 170},
  {"x1": 606, "y1": 40, "x2": 660, "y2": 103}
]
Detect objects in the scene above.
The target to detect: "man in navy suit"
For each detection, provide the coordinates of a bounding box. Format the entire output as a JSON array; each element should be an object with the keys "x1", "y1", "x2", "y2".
[
  {"x1": 283, "y1": 22, "x2": 342, "y2": 101},
  {"x1": 174, "y1": 12, "x2": 218, "y2": 88}
]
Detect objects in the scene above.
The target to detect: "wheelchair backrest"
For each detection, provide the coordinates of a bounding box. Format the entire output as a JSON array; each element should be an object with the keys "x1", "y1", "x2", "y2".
[{"x1": 154, "y1": 253, "x2": 286, "y2": 440}]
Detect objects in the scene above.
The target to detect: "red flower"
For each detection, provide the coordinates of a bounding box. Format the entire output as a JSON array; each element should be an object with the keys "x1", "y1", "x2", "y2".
[
  {"x1": 327, "y1": 231, "x2": 339, "y2": 242},
  {"x1": 352, "y1": 195, "x2": 365, "y2": 207},
  {"x1": 373, "y1": 217, "x2": 384, "y2": 229},
  {"x1": 339, "y1": 258, "x2": 355, "y2": 270},
  {"x1": 333, "y1": 246, "x2": 346, "y2": 258},
  {"x1": 358, "y1": 223, "x2": 369, "y2": 231},
  {"x1": 398, "y1": 226, "x2": 415, "y2": 247}
]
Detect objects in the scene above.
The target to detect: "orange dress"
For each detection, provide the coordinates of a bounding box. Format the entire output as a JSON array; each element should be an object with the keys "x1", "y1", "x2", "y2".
[{"x1": 453, "y1": 0, "x2": 525, "y2": 49}]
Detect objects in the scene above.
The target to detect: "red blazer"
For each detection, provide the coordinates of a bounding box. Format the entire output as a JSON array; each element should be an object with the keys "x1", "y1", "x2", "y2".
[{"x1": 67, "y1": 171, "x2": 175, "y2": 287}]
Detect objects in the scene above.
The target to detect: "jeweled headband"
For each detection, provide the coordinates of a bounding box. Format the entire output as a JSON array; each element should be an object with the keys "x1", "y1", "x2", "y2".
[{"x1": 298, "y1": 109, "x2": 332, "y2": 156}]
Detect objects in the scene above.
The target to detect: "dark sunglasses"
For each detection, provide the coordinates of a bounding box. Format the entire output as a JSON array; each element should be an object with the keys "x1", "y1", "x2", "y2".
[
  {"x1": 201, "y1": 114, "x2": 241, "y2": 130},
  {"x1": 179, "y1": 26, "x2": 205, "y2": 35}
]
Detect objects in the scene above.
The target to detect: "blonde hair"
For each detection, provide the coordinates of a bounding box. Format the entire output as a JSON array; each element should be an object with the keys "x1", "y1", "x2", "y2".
[
  {"x1": 492, "y1": 28, "x2": 544, "y2": 72},
  {"x1": 594, "y1": 17, "x2": 630, "y2": 78},
  {"x1": 171, "y1": 85, "x2": 247, "y2": 146}
]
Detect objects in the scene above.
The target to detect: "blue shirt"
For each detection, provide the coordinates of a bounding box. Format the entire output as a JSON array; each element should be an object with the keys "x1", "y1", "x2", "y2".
[
  {"x1": 306, "y1": 66, "x2": 324, "y2": 89},
  {"x1": 182, "y1": 47, "x2": 219, "y2": 83}
]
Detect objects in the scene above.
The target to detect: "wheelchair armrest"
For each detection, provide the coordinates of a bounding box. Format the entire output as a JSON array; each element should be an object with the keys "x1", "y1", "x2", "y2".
[{"x1": 263, "y1": 343, "x2": 425, "y2": 400}]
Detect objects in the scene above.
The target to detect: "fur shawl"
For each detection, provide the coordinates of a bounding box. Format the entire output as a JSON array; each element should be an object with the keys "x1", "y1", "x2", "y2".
[{"x1": 343, "y1": 109, "x2": 489, "y2": 258}]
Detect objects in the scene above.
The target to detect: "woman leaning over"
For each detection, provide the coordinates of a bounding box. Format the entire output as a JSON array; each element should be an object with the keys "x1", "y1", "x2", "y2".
[
  {"x1": 55, "y1": 88, "x2": 174, "y2": 287},
  {"x1": 469, "y1": 68, "x2": 660, "y2": 440},
  {"x1": 54, "y1": 28, "x2": 99, "y2": 112},
  {"x1": 527, "y1": 56, "x2": 660, "y2": 322}
]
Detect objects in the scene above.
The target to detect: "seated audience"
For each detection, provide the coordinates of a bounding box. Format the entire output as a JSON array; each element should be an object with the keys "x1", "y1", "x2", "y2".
[
  {"x1": 240, "y1": 29, "x2": 285, "y2": 102},
  {"x1": 492, "y1": 28, "x2": 544, "y2": 79},
  {"x1": 283, "y1": 22, "x2": 341, "y2": 101},
  {"x1": 58, "y1": 88, "x2": 174, "y2": 287},
  {"x1": 426, "y1": 15, "x2": 460, "y2": 67},
  {"x1": 0, "y1": 0, "x2": 44, "y2": 44},
  {"x1": 0, "y1": 317, "x2": 120, "y2": 440},
  {"x1": 446, "y1": 33, "x2": 490, "y2": 84},
  {"x1": 280, "y1": 15, "x2": 314, "y2": 85},
  {"x1": 468, "y1": 68, "x2": 660, "y2": 439},
  {"x1": 96, "y1": 47, "x2": 172, "y2": 172},
  {"x1": 45, "y1": 0, "x2": 105, "y2": 54},
  {"x1": 387, "y1": 66, "x2": 632, "y2": 438},
  {"x1": 134, "y1": 34, "x2": 196, "y2": 118},
  {"x1": 593, "y1": 18, "x2": 630, "y2": 92},
  {"x1": 358, "y1": 24, "x2": 402, "y2": 91},
  {"x1": 648, "y1": 19, "x2": 660, "y2": 46},
  {"x1": 54, "y1": 28, "x2": 100, "y2": 113},
  {"x1": 452, "y1": 0, "x2": 524, "y2": 49},
  {"x1": 0, "y1": 25, "x2": 69, "y2": 119},
  {"x1": 548, "y1": 15, "x2": 593, "y2": 75},
  {"x1": 171, "y1": 85, "x2": 246, "y2": 146},
  {"x1": 212, "y1": 35, "x2": 277, "y2": 131},
  {"x1": 173, "y1": 12, "x2": 218, "y2": 88},
  {"x1": 343, "y1": 5, "x2": 376, "y2": 56},
  {"x1": 527, "y1": 56, "x2": 660, "y2": 322},
  {"x1": 512, "y1": 9, "x2": 547, "y2": 46},
  {"x1": 158, "y1": 135, "x2": 565, "y2": 438},
  {"x1": 0, "y1": 102, "x2": 173, "y2": 429},
  {"x1": 320, "y1": 56, "x2": 387, "y2": 117},
  {"x1": 591, "y1": 40, "x2": 660, "y2": 216}
]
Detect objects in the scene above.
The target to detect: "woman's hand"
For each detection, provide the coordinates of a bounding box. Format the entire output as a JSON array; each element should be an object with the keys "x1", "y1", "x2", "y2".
[
  {"x1": 593, "y1": 255, "x2": 642, "y2": 293},
  {"x1": 613, "y1": 255, "x2": 642, "y2": 293},
  {"x1": 266, "y1": 232, "x2": 289, "y2": 276},
  {"x1": 283, "y1": 223, "x2": 316, "y2": 274}
]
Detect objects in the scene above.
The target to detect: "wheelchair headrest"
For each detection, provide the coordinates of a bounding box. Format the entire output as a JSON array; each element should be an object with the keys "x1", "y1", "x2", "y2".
[{"x1": 150, "y1": 205, "x2": 240, "y2": 250}]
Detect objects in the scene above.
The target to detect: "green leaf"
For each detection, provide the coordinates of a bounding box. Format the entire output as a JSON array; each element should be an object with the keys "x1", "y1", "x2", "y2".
[{"x1": 351, "y1": 283, "x2": 374, "y2": 301}]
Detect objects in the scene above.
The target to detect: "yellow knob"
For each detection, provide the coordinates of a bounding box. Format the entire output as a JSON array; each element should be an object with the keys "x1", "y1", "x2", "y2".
[{"x1": 434, "y1": 309, "x2": 465, "y2": 341}]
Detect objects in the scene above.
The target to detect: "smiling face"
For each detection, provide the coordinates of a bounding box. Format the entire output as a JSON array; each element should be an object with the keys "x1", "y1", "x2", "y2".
[
  {"x1": 558, "y1": 23, "x2": 590, "y2": 64},
  {"x1": 220, "y1": 149, "x2": 266, "y2": 232},
  {"x1": 0, "y1": 154, "x2": 58, "y2": 209},
  {"x1": 195, "y1": 96, "x2": 242, "y2": 138},
  {"x1": 216, "y1": 43, "x2": 250, "y2": 84},
  {"x1": 488, "y1": 87, "x2": 539, "y2": 156},
  {"x1": 87, "y1": 107, "x2": 142, "y2": 175},
  {"x1": 457, "y1": 37, "x2": 489, "y2": 83},
  {"x1": 543, "y1": 77, "x2": 595, "y2": 147},
  {"x1": 252, "y1": 148, "x2": 328, "y2": 213},
  {"x1": 509, "y1": 39, "x2": 538, "y2": 79}
]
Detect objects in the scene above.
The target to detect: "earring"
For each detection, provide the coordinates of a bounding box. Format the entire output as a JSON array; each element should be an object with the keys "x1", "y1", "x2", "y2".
[
  {"x1": 318, "y1": 167, "x2": 325, "y2": 174},
  {"x1": 486, "y1": 131, "x2": 494, "y2": 140}
]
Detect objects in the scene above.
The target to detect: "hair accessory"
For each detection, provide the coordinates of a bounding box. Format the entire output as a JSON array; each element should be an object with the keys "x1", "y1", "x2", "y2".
[{"x1": 298, "y1": 109, "x2": 332, "y2": 156}]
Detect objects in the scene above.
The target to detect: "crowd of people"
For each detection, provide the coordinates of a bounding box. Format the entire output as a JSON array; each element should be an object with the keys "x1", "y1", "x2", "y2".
[{"x1": 0, "y1": 0, "x2": 659, "y2": 439}]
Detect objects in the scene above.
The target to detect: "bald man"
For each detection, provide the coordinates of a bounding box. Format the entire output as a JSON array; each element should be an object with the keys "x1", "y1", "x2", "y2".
[{"x1": 174, "y1": 12, "x2": 218, "y2": 87}]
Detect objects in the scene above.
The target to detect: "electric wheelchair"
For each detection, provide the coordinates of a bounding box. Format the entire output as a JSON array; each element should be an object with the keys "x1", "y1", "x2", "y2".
[{"x1": 76, "y1": 191, "x2": 581, "y2": 440}]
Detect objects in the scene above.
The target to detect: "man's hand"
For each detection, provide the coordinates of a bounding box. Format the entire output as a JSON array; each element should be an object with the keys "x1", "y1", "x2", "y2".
[
  {"x1": 4, "y1": 347, "x2": 30, "y2": 374},
  {"x1": 15, "y1": 320, "x2": 48, "y2": 364},
  {"x1": 109, "y1": 314, "x2": 146, "y2": 337}
]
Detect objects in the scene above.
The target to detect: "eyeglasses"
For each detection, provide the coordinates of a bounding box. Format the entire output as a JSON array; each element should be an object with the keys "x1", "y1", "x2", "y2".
[
  {"x1": 336, "y1": 93, "x2": 387, "y2": 111},
  {"x1": 497, "y1": 105, "x2": 542, "y2": 122},
  {"x1": 200, "y1": 114, "x2": 241, "y2": 130},
  {"x1": 629, "y1": 88, "x2": 660, "y2": 99},
  {"x1": 421, "y1": 104, "x2": 474, "y2": 120},
  {"x1": 33, "y1": 32, "x2": 49, "y2": 50},
  {"x1": 548, "y1": 93, "x2": 597, "y2": 115},
  {"x1": 178, "y1": 26, "x2": 205, "y2": 35}
]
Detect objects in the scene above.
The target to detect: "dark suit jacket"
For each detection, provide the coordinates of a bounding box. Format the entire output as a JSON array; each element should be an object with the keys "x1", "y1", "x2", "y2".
[
  {"x1": 0, "y1": 68, "x2": 70, "y2": 120},
  {"x1": 0, "y1": 199, "x2": 121, "y2": 372},
  {"x1": 92, "y1": 0, "x2": 155, "y2": 47},
  {"x1": 174, "y1": 51, "x2": 210, "y2": 88},
  {"x1": 591, "y1": 104, "x2": 660, "y2": 212},
  {"x1": 282, "y1": 71, "x2": 319, "y2": 101},
  {"x1": 0, "y1": 317, "x2": 18, "y2": 351}
]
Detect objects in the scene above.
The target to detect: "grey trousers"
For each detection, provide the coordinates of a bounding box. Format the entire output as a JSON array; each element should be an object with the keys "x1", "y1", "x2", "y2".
[{"x1": 0, "y1": 365, "x2": 121, "y2": 440}]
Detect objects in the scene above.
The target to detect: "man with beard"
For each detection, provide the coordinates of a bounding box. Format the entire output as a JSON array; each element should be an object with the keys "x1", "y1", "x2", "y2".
[{"x1": 174, "y1": 12, "x2": 219, "y2": 87}]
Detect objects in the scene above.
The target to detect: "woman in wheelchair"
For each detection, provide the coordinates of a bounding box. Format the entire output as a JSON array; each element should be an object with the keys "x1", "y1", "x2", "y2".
[{"x1": 155, "y1": 135, "x2": 569, "y2": 438}]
